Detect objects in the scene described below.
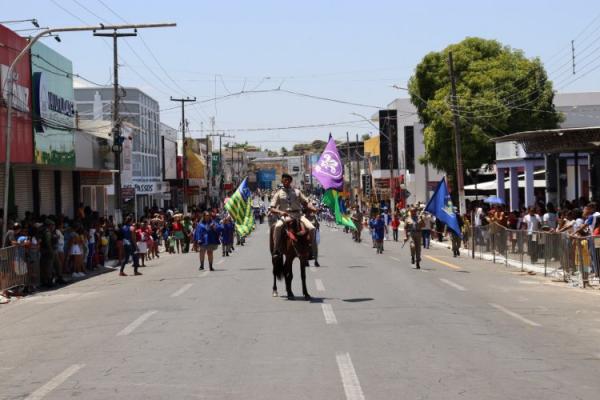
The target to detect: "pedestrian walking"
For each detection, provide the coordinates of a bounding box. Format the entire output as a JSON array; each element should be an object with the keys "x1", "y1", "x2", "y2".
[
  {"x1": 404, "y1": 207, "x2": 425, "y2": 268},
  {"x1": 421, "y1": 211, "x2": 432, "y2": 249}
]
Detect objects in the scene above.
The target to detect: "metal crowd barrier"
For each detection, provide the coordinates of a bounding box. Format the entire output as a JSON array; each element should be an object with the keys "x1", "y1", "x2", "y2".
[
  {"x1": 470, "y1": 223, "x2": 600, "y2": 287},
  {"x1": 0, "y1": 245, "x2": 40, "y2": 294}
]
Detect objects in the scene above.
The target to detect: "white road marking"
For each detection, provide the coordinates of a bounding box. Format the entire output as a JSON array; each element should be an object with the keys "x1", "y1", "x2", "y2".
[
  {"x1": 25, "y1": 364, "x2": 84, "y2": 400},
  {"x1": 198, "y1": 271, "x2": 209, "y2": 278},
  {"x1": 439, "y1": 278, "x2": 467, "y2": 291},
  {"x1": 216, "y1": 259, "x2": 224, "y2": 265},
  {"x1": 117, "y1": 310, "x2": 158, "y2": 336},
  {"x1": 389, "y1": 256, "x2": 401, "y2": 262},
  {"x1": 170, "y1": 283, "x2": 193, "y2": 298},
  {"x1": 310, "y1": 266, "x2": 317, "y2": 272},
  {"x1": 489, "y1": 303, "x2": 541, "y2": 327},
  {"x1": 518, "y1": 280, "x2": 539, "y2": 285},
  {"x1": 321, "y1": 303, "x2": 338, "y2": 324},
  {"x1": 336, "y1": 353, "x2": 365, "y2": 400},
  {"x1": 315, "y1": 279, "x2": 325, "y2": 292}
]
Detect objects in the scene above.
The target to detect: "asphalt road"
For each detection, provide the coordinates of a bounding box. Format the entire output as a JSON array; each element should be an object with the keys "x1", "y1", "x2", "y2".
[{"x1": 1, "y1": 223, "x2": 600, "y2": 399}]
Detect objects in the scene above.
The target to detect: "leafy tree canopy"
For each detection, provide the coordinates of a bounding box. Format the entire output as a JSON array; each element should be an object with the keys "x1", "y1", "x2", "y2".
[{"x1": 408, "y1": 37, "x2": 562, "y2": 174}]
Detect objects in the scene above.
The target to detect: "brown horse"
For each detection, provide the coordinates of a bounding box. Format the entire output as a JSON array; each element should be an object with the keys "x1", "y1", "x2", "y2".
[{"x1": 271, "y1": 218, "x2": 312, "y2": 300}]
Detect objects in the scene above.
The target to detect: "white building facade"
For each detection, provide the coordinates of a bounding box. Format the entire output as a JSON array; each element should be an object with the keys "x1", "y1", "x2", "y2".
[{"x1": 75, "y1": 86, "x2": 164, "y2": 216}]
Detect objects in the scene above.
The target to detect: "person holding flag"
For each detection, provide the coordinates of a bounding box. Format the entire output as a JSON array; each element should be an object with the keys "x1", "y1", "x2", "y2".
[
  {"x1": 423, "y1": 177, "x2": 463, "y2": 260},
  {"x1": 224, "y1": 178, "x2": 255, "y2": 243},
  {"x1": 269, "y1": 173, "x2": 316, "y2": 257},
  {"x1": 312, "y1": 135, "x2": 356, "y2": 232}
]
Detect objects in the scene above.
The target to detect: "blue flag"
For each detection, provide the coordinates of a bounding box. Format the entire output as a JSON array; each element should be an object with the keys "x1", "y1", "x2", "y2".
[{"x1": 425, "y1": 177, "x2": 462, "y2": 238}]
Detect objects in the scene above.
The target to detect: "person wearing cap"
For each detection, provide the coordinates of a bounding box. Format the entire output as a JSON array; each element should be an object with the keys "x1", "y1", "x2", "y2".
[
  {"x1": 269, "y1": 173, "x2": 316, "y2": 256},
  {"x1": 404, "y1": 207, "x2": 425, "y2": 269},
  {"x1": 3, "y1": 222, "x2": 21, "y2": 248}
]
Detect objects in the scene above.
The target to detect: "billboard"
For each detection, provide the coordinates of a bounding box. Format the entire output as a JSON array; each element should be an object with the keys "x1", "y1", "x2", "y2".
[
  {"x1": 31, "y1": 42, "x2": 75, "y2": 167},
  {"x1": 379, "y1": 109, "x2": 398, "y2": 170},
  {"x1": 0, "y1": 25, "x2": 34, "y2": 163}
]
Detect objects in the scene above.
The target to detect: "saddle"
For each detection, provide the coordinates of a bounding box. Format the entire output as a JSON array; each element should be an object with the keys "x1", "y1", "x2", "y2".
[{"x1": 285, "y1": 218, "x2": 307, "y2": 242}]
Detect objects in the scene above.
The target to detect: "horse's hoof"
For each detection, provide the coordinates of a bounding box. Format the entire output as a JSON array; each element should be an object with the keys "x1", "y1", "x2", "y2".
[
  {"x1": 287, "y1": 293, "x2": 295, "y2": 300},
  {"x1": 304, "y1": 294, "x2": 312, "y2": 301},
  {"x1": 272, "y1": 291, "x2": 278, "y2": 297}
]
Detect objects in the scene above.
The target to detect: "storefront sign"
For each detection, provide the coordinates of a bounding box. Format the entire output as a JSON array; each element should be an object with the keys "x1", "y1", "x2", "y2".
[
  {"x1": 0, "y1": 26, "x2": 34, "y2": 163},
  {"x1": 31, "y1": 42, "x2": 75, "y2": 167},
  {"x1": 0, "y1": 65, "x2": 30, "y2": 113},
  {"x1": 134, "y1": 183, "x2": 157, "y2": 193}
]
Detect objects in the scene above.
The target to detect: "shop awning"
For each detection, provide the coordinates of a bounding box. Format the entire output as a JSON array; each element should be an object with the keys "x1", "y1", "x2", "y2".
[{"x1": 492, "y1": 126, "x2": 600, "y2": 153}]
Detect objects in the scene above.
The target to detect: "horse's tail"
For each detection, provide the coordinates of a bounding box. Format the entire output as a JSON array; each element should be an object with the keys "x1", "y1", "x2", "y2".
[{"x1": 273, "y1": 255, "x2": 285, "y2": 280}]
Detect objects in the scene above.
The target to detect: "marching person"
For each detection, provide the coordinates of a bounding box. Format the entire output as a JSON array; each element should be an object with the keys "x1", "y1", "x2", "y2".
[
  {"x1": 351, "y1": 206, "x2": 363, "y2": 242},
  {"x1": 391, "y1": 213, "x2": 401, "y2": 242},
  {"x1": 119, "y1": 216, "x2": 141, "y2": 276},
  {"x1": 404, "y1": 207, "x2": 425, "y2": 269},
  {"x1": 306, "y1": 205, "x2": 321, "y2": 267},
  {"x1": 194, "y1": 211, "x2": 222, "y2": 271},
  {"x1": 269, "y1": 173, "x2": 316, "y2": 257},
  {"x1": 370, "y1": 214, "x2": 387, "y2": 254}
]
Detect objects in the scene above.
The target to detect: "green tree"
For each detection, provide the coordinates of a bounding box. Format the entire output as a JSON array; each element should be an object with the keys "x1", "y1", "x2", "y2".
[
  {"x1": 408, "y1": 37, "x2": 562, "y2": 176},
  {"x1": 361, "y1": 134, "x2": 371, "y2": 141}
]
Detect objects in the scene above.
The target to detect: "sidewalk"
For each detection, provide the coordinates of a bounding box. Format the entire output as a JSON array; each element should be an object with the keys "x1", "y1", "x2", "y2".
[{"x1": 427, "y1": 237, "x2": 600, "y2": 289}]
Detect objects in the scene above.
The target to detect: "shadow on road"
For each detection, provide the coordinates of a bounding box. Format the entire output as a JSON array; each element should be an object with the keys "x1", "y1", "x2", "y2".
[{"x1": 342, "y1": 298, "x2": 374, "y2": 303}]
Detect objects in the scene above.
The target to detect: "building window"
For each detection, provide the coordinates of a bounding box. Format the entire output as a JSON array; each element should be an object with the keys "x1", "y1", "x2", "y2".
[{"x1": 404, "y1": 126, "x2": 415, "y2": 173}]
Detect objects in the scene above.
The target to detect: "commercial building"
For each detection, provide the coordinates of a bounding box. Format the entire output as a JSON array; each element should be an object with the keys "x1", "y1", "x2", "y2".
[
  {"x1": 75, "y1": 85, "x2": 164, "y2": 216},
  {"x1": 370, "y1": 98, "x2": 444, "y2": 207},
  {"x1": 0, "y1": 25, "x2": 35, "y2": 220}
]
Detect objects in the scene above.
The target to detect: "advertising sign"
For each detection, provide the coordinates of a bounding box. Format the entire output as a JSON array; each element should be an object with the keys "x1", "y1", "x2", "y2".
[
  {"x1": 0, "y1": 25, "x2": 34, "y2": 163},
  {"x1": 121, "y1": 125, "x2": 133, "y2": 187},
  {"x1": 163, "y1": 138, "x2": 177, "y2": 179},
  {"x1": 31, "y1": 42, "x2": 75, "y2": 167},
  {"x1": 211, "y1": 152, "x2": 220, "y2": 171}
]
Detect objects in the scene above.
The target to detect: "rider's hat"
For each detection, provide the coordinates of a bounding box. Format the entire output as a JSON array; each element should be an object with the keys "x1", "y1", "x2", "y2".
[{"x1": 281, "y1": 173, "x2": 293, "y2": 181}]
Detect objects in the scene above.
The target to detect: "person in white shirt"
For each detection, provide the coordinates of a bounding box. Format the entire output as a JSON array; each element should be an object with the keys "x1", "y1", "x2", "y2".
[
  {"x1": 522, "y1": 207, "x2": 541, "y2": 262},
  {"x1": 542, "y1": 203, "x2": 558, "y2": 230}
]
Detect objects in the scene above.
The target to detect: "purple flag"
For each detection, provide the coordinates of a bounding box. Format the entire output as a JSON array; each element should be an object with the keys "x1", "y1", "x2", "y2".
[{"x1": 312, "y1": 136, "x2": 344, "y2": 190}]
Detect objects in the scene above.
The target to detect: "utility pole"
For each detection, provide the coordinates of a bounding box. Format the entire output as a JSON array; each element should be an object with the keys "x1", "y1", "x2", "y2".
[
  {"x1": 206, "y1": 131, "x2": 234, "y2": 208},
  {"x1": 170, "y1": 96, "x2": 196, "y2": 214},
  {"x1": 93, "y1": 30, "x2": 137, "y2": 223},
  {"x1": 355, "y1": 133, "x2": 359, "y2": 206},
  {"x1": 346, "y1": 132, "x2": 352, "y2": 204},
  {"x1": 448, "y1": 51, "x2": 466, "y2": 214},
  {"x1": 572, "y1": 40, "x2": 576, "y2": 75}
]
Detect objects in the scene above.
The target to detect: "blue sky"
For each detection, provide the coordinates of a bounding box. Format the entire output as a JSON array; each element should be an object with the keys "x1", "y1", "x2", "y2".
[{"x1": 4, "y1": 0, "x2": 600, "y2": 149}]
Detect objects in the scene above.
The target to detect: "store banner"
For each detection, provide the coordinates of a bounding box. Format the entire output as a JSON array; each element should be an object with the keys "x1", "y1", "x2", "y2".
[{"x1": 31, "y1": 42, "x2": 75, "y2": 167}]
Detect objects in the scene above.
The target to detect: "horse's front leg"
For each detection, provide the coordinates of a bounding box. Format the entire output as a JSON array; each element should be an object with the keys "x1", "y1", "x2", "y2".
[
  {"x1": 273, "y1": 274, "x2": 278, "y2": 297},
  {"x1": 301, "y1": 259, "x2": 311, "y2": 301},
  {"x1": 285, "y1": 257, "x2": 295, "y2": 300}
]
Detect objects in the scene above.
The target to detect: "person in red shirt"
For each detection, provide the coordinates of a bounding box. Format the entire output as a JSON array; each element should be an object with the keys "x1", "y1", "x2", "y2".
[
  {"x1": 172, "y1": 216, "x2": 184, "y2": 254},
  {"x1": 391, "y1": 213, "x2": 401, "y2": 242}
]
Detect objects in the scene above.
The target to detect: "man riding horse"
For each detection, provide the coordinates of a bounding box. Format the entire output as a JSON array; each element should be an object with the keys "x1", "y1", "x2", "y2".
[{"x1": 269, "y1": 173, "x2": 316, "y2": 257}]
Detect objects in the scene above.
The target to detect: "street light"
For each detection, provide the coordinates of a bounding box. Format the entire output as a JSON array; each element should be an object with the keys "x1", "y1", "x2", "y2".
[
  {"x1": 1, "y1": 22, "x2": 176, "y2": 236},
  {"x1": 0, "y1": 19, "x2": 39, "y2": 27}
]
